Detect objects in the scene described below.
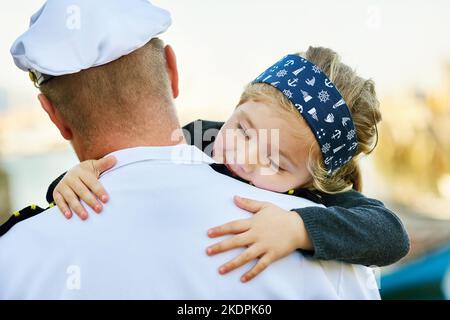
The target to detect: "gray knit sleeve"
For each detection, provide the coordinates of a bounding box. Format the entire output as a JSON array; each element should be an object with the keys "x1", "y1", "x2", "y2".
[{"x1": 292, "y1": 190, "x2": 410, "y2": 267}]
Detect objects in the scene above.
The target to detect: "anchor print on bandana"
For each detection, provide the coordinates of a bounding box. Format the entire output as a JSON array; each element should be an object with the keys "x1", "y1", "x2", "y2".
[{"x1": 253, "y1": 54, "x2": 358, "y2": 175}]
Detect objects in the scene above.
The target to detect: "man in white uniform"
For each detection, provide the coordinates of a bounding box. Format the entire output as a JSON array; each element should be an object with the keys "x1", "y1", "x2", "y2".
[{"x1": 0, "y1": 0, "x2": 380, "y2": 299}]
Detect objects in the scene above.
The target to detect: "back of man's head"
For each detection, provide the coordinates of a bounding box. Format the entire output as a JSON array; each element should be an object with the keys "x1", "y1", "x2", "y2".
[{"x1": 39, "y1": 38, "x2": 171, "y2": 142}]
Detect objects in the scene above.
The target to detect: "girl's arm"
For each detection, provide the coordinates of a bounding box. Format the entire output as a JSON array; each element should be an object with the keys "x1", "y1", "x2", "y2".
[
  {"x1": 207, "y1": 191, "x2": 410, "y2": 282},
  {"x1": 48, "y1": 156, "x2": 117, "y2": 220},
  {"x1": 294, "y1": 190, "x2": 410, "y2": 267}
]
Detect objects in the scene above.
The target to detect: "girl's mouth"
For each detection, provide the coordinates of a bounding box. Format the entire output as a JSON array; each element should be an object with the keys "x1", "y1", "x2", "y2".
[{"x1": 223, "y1": 154, "x2": 250, "y2": 181}]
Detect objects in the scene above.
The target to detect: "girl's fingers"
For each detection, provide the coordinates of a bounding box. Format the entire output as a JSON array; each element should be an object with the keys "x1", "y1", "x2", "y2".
[
  {"x1": 206, "y1": 232, "x2": 252, "y2": 256},
  {"x1": 218, "y1": 245, "x2": 264, "y2": 275},
  {"x1": 241, "y1": 254, "x2": 273, "y2": 283},
  {"x1": 207, "y1": 219, "x2": 250, "y2": 238},
  {"x1": 72, "y1": 178, "x2": 103, "y2": 213},
  {"x1": 94, "y1": 156, "x2": 117, "y2": 177},
  {"x1": 59, "y1": 187, "x2": 89, "y2": 220},
  {"x1": 79, "y1": 171, "x2": 109, "y2": 204},
  {"x1": 233, "y1": 196, "x2": 268, "y2": 214},
  {"x1": 53, "y1": 191, "x2": 72, "y2": 219}
]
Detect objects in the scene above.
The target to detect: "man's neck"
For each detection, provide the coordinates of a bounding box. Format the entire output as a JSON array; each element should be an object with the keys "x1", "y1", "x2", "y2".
[{"x1": 74, "y1": 109, "x2": 186, "y2": 161}]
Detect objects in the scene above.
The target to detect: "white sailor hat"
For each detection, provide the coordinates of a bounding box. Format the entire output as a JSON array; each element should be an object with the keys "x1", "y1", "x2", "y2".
[{"x1": 10, "y1": 0, "x2": 171, "y2": 86}]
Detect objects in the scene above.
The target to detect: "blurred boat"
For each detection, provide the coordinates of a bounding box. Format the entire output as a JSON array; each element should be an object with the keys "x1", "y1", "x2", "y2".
[
  {"x1": 381, "y1": 242, "x2": 450, "y2": 299},
  {"x1": 380, "y1": 201, "x2": 450, "y2": 299}
]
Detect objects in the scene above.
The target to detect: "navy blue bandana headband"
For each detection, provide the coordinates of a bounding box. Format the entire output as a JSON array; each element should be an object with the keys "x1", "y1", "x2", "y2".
[{"x1": 253, "y1": 54, "x2": 358, "y2": 175}]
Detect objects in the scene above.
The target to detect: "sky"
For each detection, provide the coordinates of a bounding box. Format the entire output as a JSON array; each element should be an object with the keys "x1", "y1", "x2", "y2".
[{"x1": 1, "y1": 0, "x2": 450, "y2": 118}]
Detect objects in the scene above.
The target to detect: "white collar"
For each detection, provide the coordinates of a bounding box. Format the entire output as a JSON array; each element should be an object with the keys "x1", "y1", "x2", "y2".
[{"x1": 102, "y1": 144, "x2": 216, "y2": 176}]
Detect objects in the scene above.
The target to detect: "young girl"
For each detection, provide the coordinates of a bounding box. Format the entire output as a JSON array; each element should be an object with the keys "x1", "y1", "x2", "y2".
[{"x1": 47, "y1": 47, "x2": 410, "y2": 282}]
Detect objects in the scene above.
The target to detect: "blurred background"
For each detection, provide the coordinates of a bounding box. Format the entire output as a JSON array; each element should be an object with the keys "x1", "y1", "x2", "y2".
[{"x1": 1, "y1": 0, "x2": 449, "y2": 299}]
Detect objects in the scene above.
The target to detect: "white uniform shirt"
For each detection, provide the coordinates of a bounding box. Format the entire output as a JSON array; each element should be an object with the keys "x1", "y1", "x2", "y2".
[{"x1": 0, "y1": 145, "x2": 380, "y2": 299}]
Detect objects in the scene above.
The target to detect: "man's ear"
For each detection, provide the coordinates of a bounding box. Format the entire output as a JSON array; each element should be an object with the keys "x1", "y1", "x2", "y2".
[
  {"x1": 38, "y1": 94, "x2": 73, "y2": 140},
  {"x1": 164, "y1": 44, "x2": 179, "y2": 99}
]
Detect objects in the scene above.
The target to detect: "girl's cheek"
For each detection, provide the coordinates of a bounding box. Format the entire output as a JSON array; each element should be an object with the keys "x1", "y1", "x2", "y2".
[
  {"x1": 266, "y1": 173, "x2": 298, "y2": 193},
  {"x1": 252, "y1": 173, "x2": 286, "y2": 193},
  {"x1": 298, "y1": 168, "x2": 313, "y2": 186}
]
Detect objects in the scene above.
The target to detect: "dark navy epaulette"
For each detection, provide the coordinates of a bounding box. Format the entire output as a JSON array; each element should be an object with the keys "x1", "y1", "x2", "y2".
[{"x1": 0, "y1": 202, "x2": 54, "y2": 237}]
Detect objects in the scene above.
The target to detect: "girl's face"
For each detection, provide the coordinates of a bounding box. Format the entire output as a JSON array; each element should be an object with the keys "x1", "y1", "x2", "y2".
[{"x1": 212, "y1": 99, "x2": 316, "y2": 192}]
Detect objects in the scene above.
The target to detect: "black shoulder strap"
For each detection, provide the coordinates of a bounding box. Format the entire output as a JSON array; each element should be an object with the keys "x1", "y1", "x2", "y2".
[
  {"x1": 46, "y1": 172, "x2": 67, "y2": 204},
  {"x1": 0, "y1": 203, "x2": 52, "y2": 237},
  {"x1": 182, "y1": 119, "x2": 225, "y2": 155}
]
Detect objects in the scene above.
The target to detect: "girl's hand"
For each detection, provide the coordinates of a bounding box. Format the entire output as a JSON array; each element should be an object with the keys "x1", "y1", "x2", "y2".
[
  {"x1": 206, "y1": 196, "x2": 313, "y2": 283},
  {"x1": 53, "y1": 156, "x2": 117, "y2": 220}
]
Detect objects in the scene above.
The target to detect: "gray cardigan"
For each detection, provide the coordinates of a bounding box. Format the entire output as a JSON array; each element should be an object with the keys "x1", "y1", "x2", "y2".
[{"x1": 295, "y1": 190, "x2": 410, "y2": 266}]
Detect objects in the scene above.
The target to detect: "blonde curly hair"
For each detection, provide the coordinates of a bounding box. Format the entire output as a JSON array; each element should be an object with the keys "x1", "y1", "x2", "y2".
[{"x1": 239, "y1": 46, "x2": 381, "y2": 193}]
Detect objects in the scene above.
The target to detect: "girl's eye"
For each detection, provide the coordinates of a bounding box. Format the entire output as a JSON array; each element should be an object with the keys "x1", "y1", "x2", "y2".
[
  {"x1": 269, "y1": 158, "x2": 284, "y2": 171},
  {"x1": 269, "y1": 157, "x2": 286, "y2": 172}
]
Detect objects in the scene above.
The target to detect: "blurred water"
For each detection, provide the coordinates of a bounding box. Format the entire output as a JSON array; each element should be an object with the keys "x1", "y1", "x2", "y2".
[{"x1": 1, "y1": 149, "x2": 78, "y2": 212}]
